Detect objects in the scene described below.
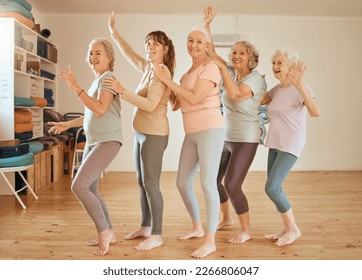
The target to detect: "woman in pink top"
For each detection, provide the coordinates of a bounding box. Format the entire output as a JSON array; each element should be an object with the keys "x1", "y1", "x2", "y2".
[
  {"x1": 261, "y1": 47, "x2": 320, "y2": 246},
  {"x1": 154, "y1": 27, "x2": 224, "y2": 258}
]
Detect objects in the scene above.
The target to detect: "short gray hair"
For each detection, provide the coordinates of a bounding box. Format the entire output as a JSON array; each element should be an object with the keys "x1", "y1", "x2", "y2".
[
  {"x1": 188, "y1": 26, "x2": 211, "y2": 43},
  {"x1": 272, "y1": 46, "x2": 300, "y2": 66},
  {"x1": 87, "y1": 38, "x2": 115, "y2": 71}
]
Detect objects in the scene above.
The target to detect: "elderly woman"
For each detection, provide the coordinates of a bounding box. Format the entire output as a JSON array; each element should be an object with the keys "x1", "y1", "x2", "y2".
[
  {"x1": 153, "y1": 26, "x2": 224, "y2": 258},
  {"x1": 261, "y1": 47, "x2": 320, "y2": 246},
  {"x1": 203, "y1": 6, "x2": 267, "y2": 244},
  {"x1": 102, "y1": 12, "x2": 176, "y2": 251},
  {"x1": 49, "y1": 38, "x2": 123, "y2": 256}
]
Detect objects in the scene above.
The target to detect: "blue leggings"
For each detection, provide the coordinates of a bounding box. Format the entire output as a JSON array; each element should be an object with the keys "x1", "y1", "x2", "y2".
[
  {"x1": 265, "y1": 148, "x2": 298, "y2": 213},
  {"x1": 176, "y1": 128, "x2": 225, "y2": 232}
]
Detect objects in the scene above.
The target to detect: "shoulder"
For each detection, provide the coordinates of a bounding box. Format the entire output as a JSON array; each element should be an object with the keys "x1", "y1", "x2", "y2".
[
  {"x1": 201, "y1": 61, "x2": 221, "y2": 77},
  {"x1": 152, "y1": 63, "x2": 171, "y2": 79},
  {"x1": 204, "y1": 61, "x2": 220, "y2": 71},
  {"x1": 99, "y1": 71, "x2": 114, "y2": 80},
  {"x1": 268, "y1": 84, "x2": 281, "y2": 97}
]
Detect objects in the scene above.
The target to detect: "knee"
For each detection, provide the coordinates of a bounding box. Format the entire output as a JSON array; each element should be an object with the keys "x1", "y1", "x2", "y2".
[
  {"x1": 265, "y1": 183, "x2": 279, "y2": 199},
  {"x1": 224, "y1": 183, "x2": 240, "y2": 196},
  {"x1": 71, "y1": 180, "x2": 86, "y2": 197},
  {"x1": 176, "y1": 182, "x2": 186, "y2": 195}
]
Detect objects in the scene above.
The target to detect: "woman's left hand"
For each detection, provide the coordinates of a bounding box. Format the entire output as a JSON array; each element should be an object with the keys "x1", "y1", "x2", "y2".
[
  {"x1": 152, "y1": 62, "x2": 169, "y2": 83},
  {"x1": 103, "y1": 77, "x2": 125, "y2": 95},
  {"x1": 289, "y1": 61, "x2": 306, "y2": 87}
]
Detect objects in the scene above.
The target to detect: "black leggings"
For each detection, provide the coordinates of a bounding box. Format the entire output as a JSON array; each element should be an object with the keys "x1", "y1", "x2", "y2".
[{"x1": 217, "y1": 141, "x2": 258, "y2": 214}]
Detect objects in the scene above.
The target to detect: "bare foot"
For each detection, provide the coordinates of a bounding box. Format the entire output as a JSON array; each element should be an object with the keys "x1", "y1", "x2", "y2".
[
  {"x1": 125, "y1": 227, "x2": 151, "y2": 240},
  {"x1": 93, "y1": 228, "x2": 113, "y2": 256},
  {"x1": 275, "y1": 229, "x2": 301, "y2": 246},
  {"x1": 217, "y1": 218, "x2": 234, "y2": 230},
  {"x1": 86, "y1": 231, "x2": 117, "y2": 246},
  {"x1": 135, "y1": 235, "x2": 163, "y2": 251},
  {"x1": 191, "y1": 243, "x2": 216, "y2": 258},
  {"x1": 264, "y1": 230, "x2": 285, "y2": 240},
  {"x1": 178, "y1": 228, "x2": 204, "y2": 240},
  {"x1": 228, "y1": 231, "x2": 251, "y2": 244}
]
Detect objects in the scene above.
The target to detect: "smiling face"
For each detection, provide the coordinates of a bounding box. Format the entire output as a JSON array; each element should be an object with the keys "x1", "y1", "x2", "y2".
[
  {"x1": 272, "y1": 54, "x2": 291, "y2": 82},
  {"x1": 87, "y1": 42, "x2": 111, "y2": 76},
  {"x1": 187, "y1": 30, "x2": 209, "y2": 60},
  {"x1": 229, "y1": 43, "x2": 251, "y2": 71},
  {"x1": 145, "y1": 37, "x2": 168, "y2": 64}
]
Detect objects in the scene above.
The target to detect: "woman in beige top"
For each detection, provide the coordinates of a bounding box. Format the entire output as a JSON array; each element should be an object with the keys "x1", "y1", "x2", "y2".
[{"x1": 103, "y1": 12, "x2": 175, "y2": 251}]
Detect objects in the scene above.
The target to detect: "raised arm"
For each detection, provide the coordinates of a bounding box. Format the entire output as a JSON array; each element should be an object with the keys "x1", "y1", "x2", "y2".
[
  {"x1": 203, "y1": 6, "x2": 227, "y2": 65},
  {"x1": 212, "y1": 58, "x2": 253, "y2": 101},
  {"x1": 291, "y1": 61, "x2": 320, "y2": 117},
  {"x1": 108, "y1": 11, "x2": 146, "y2": 72}
]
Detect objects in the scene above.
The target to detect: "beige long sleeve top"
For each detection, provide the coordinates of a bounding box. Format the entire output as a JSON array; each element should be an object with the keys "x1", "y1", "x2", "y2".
[{"x1": 111, "y1": 31, "x2": 171, "y2": 136}]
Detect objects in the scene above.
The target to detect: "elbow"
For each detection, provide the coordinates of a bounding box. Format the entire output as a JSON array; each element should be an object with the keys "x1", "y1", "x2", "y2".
[
  {"x1": 311, "y1": 111, "x2": 320, "y2": 117},
  {"x1": 95, "y1": 108, "x2": 107, "y2": 117},
  {"x1": 228, "y1": 95, "x2": 238, "y2": 102},
  {"x1": 310, "y1": 109, "x2": 320, "y2": 117}
]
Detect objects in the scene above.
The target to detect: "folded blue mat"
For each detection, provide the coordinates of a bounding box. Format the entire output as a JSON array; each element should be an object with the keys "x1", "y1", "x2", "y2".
[
  {"x1": 21, "y1": 141, "x2": 44, "y2": 154},
  {"x1": 0, "y1": 152, "x2": 34, "y2": 167}
]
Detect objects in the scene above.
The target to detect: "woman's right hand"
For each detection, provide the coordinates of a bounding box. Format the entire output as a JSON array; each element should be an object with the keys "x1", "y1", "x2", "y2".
[
  {"x1": 47, "y1": 122, "x2": 69, "y2": 135},
  {"x1": 58, "y1": 65, "x2": 80, "y2": 93},
  {"x1": 203, "y1": 6, "x2": 216, "y2": 27},
  {"x1": 108, "y1": 11, "x2": 116, "y2": 34}
]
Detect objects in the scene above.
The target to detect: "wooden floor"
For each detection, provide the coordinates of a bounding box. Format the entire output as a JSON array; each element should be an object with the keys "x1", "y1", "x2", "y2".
[{"x1": 0, "y1": 171, "x2": 361, "y2": 260}]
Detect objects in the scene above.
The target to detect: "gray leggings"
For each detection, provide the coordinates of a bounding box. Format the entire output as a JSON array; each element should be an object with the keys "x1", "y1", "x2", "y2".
[
  {"x1": 134, "y1": 132, "x2": 168, "y2": 235},
  {"x1": 71, "y1": 141, "x2": 121, "y2": 232},
  {"x1": 176, "y1": 128, "x2": 225, "y2": 232}
]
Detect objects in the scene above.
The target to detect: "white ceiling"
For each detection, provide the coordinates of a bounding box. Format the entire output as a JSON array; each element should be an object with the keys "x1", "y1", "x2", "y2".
[{"x1": 27, "y1": 0, "x2": 362, "y2": 17}]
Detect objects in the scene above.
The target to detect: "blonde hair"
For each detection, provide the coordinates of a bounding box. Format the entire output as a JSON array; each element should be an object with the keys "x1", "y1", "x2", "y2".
[{"x1": 230, "y1": 41, "x2": 260, "y2": 70}]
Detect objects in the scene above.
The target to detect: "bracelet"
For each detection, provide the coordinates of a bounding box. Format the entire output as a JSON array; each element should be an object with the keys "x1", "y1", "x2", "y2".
[{"x1": 77, "y1": 89, "x2": 84, "y2": 97}]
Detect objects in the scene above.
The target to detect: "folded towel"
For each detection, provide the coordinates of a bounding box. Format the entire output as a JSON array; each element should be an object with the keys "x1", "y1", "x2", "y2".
[
  {"x1": 14, "y1": 97, "x2": 35, "y2": 107},
  {"x1": 14, "y1": 122, "x2": 34, "y2": 133},
  {"x1": 14, "y1": 109, "x2": 32, "y2": 123},
  {"x1": 30, "y1": 96, "x2": 47, "y2": 107},
  {"x1": 15, "y1": 130, "x2": 33, "y2": 141}
]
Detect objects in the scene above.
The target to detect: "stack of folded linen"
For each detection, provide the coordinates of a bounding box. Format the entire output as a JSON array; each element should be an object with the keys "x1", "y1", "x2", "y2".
[
  {"x1": 30, "y1": 96, "x2": 47, "y2": 107},
  {"x1": 44, "y1": 88, "x2": 54, "y2": 107},
  {"x1": 14, "y1": 108, "x2": 33, "y2": 141},
  {"x1": 30, "y1": 108, "x2": 42, "y2": 136},
  {"x1": 0, "y1": 0, "x2": 34, "y2": 29}
]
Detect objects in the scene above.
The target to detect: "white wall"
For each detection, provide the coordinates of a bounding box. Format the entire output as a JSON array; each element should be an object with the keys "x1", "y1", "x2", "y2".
[{"x1": 34, "y1": 12, "x2": 362, "y2": 171}]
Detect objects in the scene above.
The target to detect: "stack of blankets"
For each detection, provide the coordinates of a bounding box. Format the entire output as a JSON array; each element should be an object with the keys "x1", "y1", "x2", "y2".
[
  {"x1": 14, "y1": 109, "x2": 33, "y2": 141},
  {"x1": 0, "y1": 0, "x2": 34, "y2": 29}
]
